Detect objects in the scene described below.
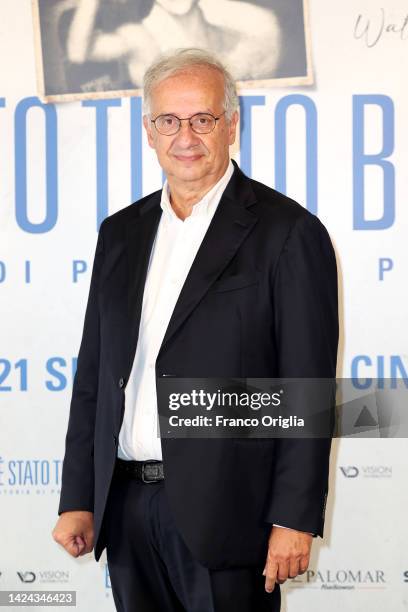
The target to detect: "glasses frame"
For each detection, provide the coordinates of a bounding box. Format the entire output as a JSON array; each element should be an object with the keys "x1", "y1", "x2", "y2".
[{"x1": 151, "y1": 110, "x2": 226, "y2": 135}]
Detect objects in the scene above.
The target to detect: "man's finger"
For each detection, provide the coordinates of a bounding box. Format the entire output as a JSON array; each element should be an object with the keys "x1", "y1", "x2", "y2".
[
  {"x1": 75, "y1": 535, "x2": 90, "y2": 556},
  {"x1": 288, "y1": 558, "x2": 301, "y2": 578},
  {"x1": 80, "y1": 534, "x2": 94, "y2": 555},
  {"x1": 298, "y1": 559, "x2": 309, "y2": 575},
  {"x1": 276, "y1": 559, "x2": 290, "y2": 583},
  {"x1": 64, "y1": 538, "x2": 82, "y2": 558},
  {"x1": 264, "y1": 559, "x2": 279, "y2": 593}
]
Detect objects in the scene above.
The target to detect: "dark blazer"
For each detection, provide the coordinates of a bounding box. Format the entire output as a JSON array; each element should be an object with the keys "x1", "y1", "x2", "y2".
[{"x1": 58, "y1": 160, "x2": 338, "y2": 570}]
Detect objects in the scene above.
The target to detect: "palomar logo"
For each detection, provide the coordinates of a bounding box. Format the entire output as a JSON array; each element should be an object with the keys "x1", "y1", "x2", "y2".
[{"x1": 289, "y1": 569, "x2": 386, "y2": 590}]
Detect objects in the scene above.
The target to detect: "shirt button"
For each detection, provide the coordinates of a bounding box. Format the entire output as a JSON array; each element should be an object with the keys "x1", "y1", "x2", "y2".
[
  {"x1": 118, "y1": 377, "x2": 125, "y2": 388},
  {"x1": 148, "y1": 363, "x2": 154, "y2": 369}
]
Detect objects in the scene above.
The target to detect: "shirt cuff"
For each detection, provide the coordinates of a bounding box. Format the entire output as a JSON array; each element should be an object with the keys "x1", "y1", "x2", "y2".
[{"x1": 273, "y1": 523, "x2": 315, "y2": 536}]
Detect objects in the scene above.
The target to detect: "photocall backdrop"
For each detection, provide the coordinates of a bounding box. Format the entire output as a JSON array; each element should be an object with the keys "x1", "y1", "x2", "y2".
[{"x1": 1, "y1": 1, "x2": 407, "y2": 611}]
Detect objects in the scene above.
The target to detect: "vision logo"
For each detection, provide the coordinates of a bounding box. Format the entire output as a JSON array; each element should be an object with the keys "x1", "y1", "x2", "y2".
[
  {"x1": 339, "y1": 465, "x2": 392, "y2": 479},
  {"x1": 38, "y1": 570, "x2": 70, "y2": 584},
  {"x1": 16, "y1": 570, "x2": 68, "y2": 584},
  {"x1": 17, "y1": 571, "x2": 36, "y2": 583},
  {"x1": 339, "y1": 466, "x2": 359, "y2": 478}
]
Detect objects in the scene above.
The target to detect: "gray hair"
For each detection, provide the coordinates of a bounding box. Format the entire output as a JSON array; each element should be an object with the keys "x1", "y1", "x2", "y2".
[{"x1": 142, "y1": 47, "x2": 239, "y2": 121}]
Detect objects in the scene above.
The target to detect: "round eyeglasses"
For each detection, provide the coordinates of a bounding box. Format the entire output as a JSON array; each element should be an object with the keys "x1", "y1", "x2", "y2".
[{"x1": 151, "y1": 111, "x2": 226, "y2": 135}]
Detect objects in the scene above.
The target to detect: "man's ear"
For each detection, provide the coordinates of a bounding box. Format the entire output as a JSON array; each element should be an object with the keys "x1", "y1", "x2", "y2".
[
  {"x1": 143, "y1": 115, "x2": 155, "y2": 149},
  {"x1": 228, "y1": 110, "x2": 239, "y2": 146}
]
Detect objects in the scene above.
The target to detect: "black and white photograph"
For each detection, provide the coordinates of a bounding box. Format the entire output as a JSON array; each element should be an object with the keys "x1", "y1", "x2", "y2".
[{"x1": 32, "y1": 0, "x2": 312, "y2": 102}]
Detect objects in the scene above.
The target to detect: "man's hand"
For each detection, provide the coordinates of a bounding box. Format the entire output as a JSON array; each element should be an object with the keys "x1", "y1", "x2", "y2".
[
  {"x1": 263, "y1": 526, "x2": 312, "y2": 593},
  {"x1": 52, "y1": 511, "x2": 94, "y2": 558}
]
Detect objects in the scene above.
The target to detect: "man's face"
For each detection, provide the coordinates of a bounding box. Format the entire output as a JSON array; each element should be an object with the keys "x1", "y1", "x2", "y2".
[{"x1": 143, "y1": 67, "x2": 238, "y2": 186}]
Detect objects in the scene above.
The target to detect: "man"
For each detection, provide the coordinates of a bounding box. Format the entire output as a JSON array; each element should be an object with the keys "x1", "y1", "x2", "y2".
[{"x1": 52, "y1": 48, "x2": 338, "y2": 612}]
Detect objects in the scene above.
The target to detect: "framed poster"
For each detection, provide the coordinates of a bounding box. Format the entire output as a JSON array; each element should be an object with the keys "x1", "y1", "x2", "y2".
[{"x1": 32, "y1": 0, "x2": 313, "y2": 103}]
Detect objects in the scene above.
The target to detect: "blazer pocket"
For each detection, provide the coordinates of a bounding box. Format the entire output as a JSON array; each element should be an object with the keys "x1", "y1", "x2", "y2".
[{"x1": 209, "y1": 273, "x2": 259, "y2": 293}]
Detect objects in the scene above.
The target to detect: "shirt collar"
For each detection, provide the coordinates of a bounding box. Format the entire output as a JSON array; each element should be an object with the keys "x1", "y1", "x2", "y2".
[{"x1": 160, "y1": 160, "x2": 234, "y2": 222}]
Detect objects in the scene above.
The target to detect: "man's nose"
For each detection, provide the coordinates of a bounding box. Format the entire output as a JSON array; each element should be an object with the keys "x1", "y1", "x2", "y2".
[{"x1": 174, "y1": 120, "x2": 201, "y2": 145}]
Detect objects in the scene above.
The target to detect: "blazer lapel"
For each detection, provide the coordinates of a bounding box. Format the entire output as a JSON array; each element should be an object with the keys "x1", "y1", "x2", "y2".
[
  {"x1": 125, "y1": 192, "x2": 162, "y2": 368},
  {"x1": 157, "y1": 163, "x2": 259, "y2": 360},
  {"x1": 125, "y1": 162, "x2": 259, "y2": 370}
]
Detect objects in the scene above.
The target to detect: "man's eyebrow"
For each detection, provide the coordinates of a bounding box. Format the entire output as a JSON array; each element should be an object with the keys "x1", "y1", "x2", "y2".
[{"x1": 154, "y1": 109, "x2": 217, "y2": 116}]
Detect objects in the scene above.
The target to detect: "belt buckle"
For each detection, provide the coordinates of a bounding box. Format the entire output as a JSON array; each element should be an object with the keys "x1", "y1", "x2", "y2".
[{"x1": 141, "y1": 461, "x2": 160, "y2": 484}]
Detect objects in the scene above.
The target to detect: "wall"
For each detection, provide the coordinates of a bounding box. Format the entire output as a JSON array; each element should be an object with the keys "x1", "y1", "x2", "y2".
[{"x1": 0, "y1": 1, "x2": 407, "y2": 610}]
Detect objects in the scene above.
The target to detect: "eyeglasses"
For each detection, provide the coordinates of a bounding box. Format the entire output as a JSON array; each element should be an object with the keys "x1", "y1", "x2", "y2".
[{"x1": 151, "y1": 111, "x2": 226, "y2": 135}]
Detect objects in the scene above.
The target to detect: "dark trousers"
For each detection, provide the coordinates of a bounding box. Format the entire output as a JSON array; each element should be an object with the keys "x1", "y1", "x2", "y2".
[{"x1": 102, "y1": 466, "x2": 281, "y2": 612}]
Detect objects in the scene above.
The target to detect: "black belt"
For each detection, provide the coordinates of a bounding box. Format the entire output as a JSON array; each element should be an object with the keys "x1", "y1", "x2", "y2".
[{"x1": 115, "y1": 457, "x2": 164, "y2": 483}]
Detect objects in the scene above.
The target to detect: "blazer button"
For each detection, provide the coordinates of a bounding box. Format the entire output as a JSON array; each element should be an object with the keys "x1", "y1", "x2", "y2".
[
  {"x1": 113, "y1": 435, "x2": 118, "y2": 446},
  {"x1": 118, "y1": 377, "x2": 125, "y2": 389}
]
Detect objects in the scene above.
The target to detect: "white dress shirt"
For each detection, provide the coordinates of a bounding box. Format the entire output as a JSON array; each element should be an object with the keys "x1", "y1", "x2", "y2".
[
  {"x1": 116, "y1": 159, "x2": 309, "y2": 534},
  {"x1": 117, "y1": 160, "x2": 234, "y2": 461}
]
